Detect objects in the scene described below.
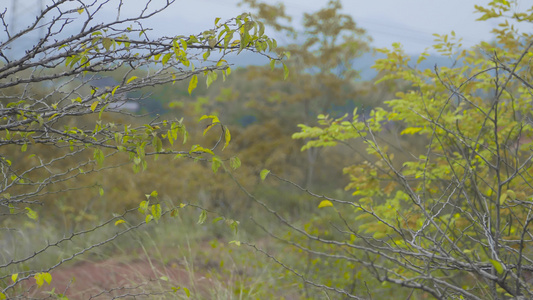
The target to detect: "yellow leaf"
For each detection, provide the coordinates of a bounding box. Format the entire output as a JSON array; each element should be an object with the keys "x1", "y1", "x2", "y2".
[
  {"x1": 35, "y1": 273, "x2": 44, "y2": 287},
  {"x1": 111, "y1": 85, "x2": 120, "y2": 96},
  {"x1": 223, "y1": 127, "x2": 231, "y2": 150},
  {"x1": 126, "y1": 76, "x2": 138, "y2": 84},
  {"x1": 42, "y1": 272, "x2": 52, "y2": 285},
  {"x1": 199, "y1": 115, "x2": 220, "y2": 123},
  {"x1": 318, "y1": 200, "x2": 333, "y2": 208},
  {"x1": 203, "y1": 123, "x2": 216, "y2": 136},
  {"x1": 48, "y1": 113, "x2": 59, "y2": 121},
  {"x1": 114, "y1": 219, "x2": 126, "y2": 226},
  {"x1": 400, "y1": 127, "x2": 423, "y2": 135},
  {"x1": 0, "y1": 292, "x2": 5, "y2": 299},
  {"x1": 145, "y1": 214, "x2": 153, "y2": 223},
  {"x1": 188, "y1": 75, "x2": 198, "y2": 95},
  {"x1": 25, "y1": 207, "x2": 38, "y2": 220},
  {"x1": 91, "y1": 101, "x2": 99, "y2": 112},
  {"x1": 260, "y1": 169, "x2": 270, "y2": 181},
  {"x1": 190, "y1": 145, "x2": 214, "y2": 155},
  {"x1": 11, "y1": 273, "x2": 18, "y2": 283}
]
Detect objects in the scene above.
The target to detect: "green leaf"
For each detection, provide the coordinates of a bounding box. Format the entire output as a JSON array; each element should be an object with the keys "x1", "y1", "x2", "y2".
[
  {"x1": 153, "y1": 135, "x2": 163, "y2": 152},
  {"x1": 230, "y1": 157, "x2": 241, "y2": 170},
  {"x1": 203, "y1": 50, "x2": 211, "y2": 61},
  {"x1": 197, "y1": 209, "x2": 207, "y2": 224},
  {"x1": 283, "y1": 62, "x2": 289, "y2": 79},
  {"x1": 190, "y1": 145, "x2": 214, "y2": 155},
  {"x1": 373, "y1": 232, "x2": 388, "y2": 239},
  {"x1": 212, "y1": 156, "x2": 222, "y2": 173},
  {"x1": 0, "y1": 292, "x2": 6, "y2": 299},
  {"x1": 99, "y1": 187, "x2": 104, "y2": 196},
  {"x1": 318, "y1": 200, "x2": 333, "y2": 208},
  {"x1": 99, "y1": 104, "x2": 109, "y2": 119},
  {"x1": 93, "y1": 148, "x2": 104, "y2": 167},
  {"x1": 206, "y1": 71, "x2": 217, "y2": 88},
  {"x1": 11, "y1": 273, "x2": 18, "y2": 283},
  {"x1": 145, "y1": 214, "x2": 154, "y2": 223},
  {"x1": 170, "y1": 209, "x2": 179, "y2": 217},
  {"x1": 258, "y1": 21, "x2": 265, "y2": 36},
  {"x1": 499, "y1": 192, "x2": 508, "y2": 205},
  {"x1": 162, "y1": 53, "x2": 172, "y2": 65},
  {"x1": 188, "y1": 75, "x2": 198, "y2": 95},
  {"x1": 102, "y1": 38, "x2": 113, "y2": 51},
  {"x1": 270, "y1": 59, "x2": 276, "y2": 70},
  {"x1": 260, "y1": 169, "x2": 270, "y2": 181},
  {"x1": 489, "y1": 259, "x2": 504, "y2": 274},
  {"x1": 227, "y1": 219, "x2": 239, "y2": 234},
  {"x1": 151, "y1": 204, "x2": 162, "y2": 222},
  {"x1": 21, "y1": 143, "x2": 27, "y2": 152},
  {"x1": 138, "y1": 200, "x2": 149, "y2": 214},
  {"x1": 114, "y1": 219, "x2": 126, "y2": 226},
  {"x1": 229, "y1": 240, "x2": 241, "y2": 246},
  {"x1": 25, "y1": 207, "x2": 38, "y2": 220},
  {"x1": 183, "y1": 287, "x2": 191, "y2": 298},
  {"x1": 150, "y1": 190, "x2": 158, "y2": 198}
]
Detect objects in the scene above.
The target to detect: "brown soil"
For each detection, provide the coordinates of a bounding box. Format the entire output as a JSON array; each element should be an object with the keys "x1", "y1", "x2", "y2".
[{"x1": 33, "y1": 258, "x2": 214, "y2": 299}]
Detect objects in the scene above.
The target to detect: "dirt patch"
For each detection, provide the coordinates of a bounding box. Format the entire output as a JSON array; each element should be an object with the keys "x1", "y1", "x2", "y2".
[{"x1": 33, "y1": 258, "x2": 214, "y2": 299}]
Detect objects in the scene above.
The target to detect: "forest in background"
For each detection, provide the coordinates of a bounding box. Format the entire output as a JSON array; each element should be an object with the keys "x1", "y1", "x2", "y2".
[{"x1": 1, "y1": 0, "x2": 533, "y2": 299}]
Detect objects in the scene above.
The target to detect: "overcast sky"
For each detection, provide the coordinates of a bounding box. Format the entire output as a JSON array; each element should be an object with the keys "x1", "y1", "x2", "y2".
[
  {"x1": 118, "y1": 0, "x2": 510, "y2": 54},
  {"x1": 4, "y1": 0, "x2": 529, "y2": 54}
]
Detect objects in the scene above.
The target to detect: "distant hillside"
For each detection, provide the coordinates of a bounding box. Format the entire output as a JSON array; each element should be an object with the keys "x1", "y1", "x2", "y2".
[{"x1": 227, "y1": 51, "x2": 460, "y2": 81}]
